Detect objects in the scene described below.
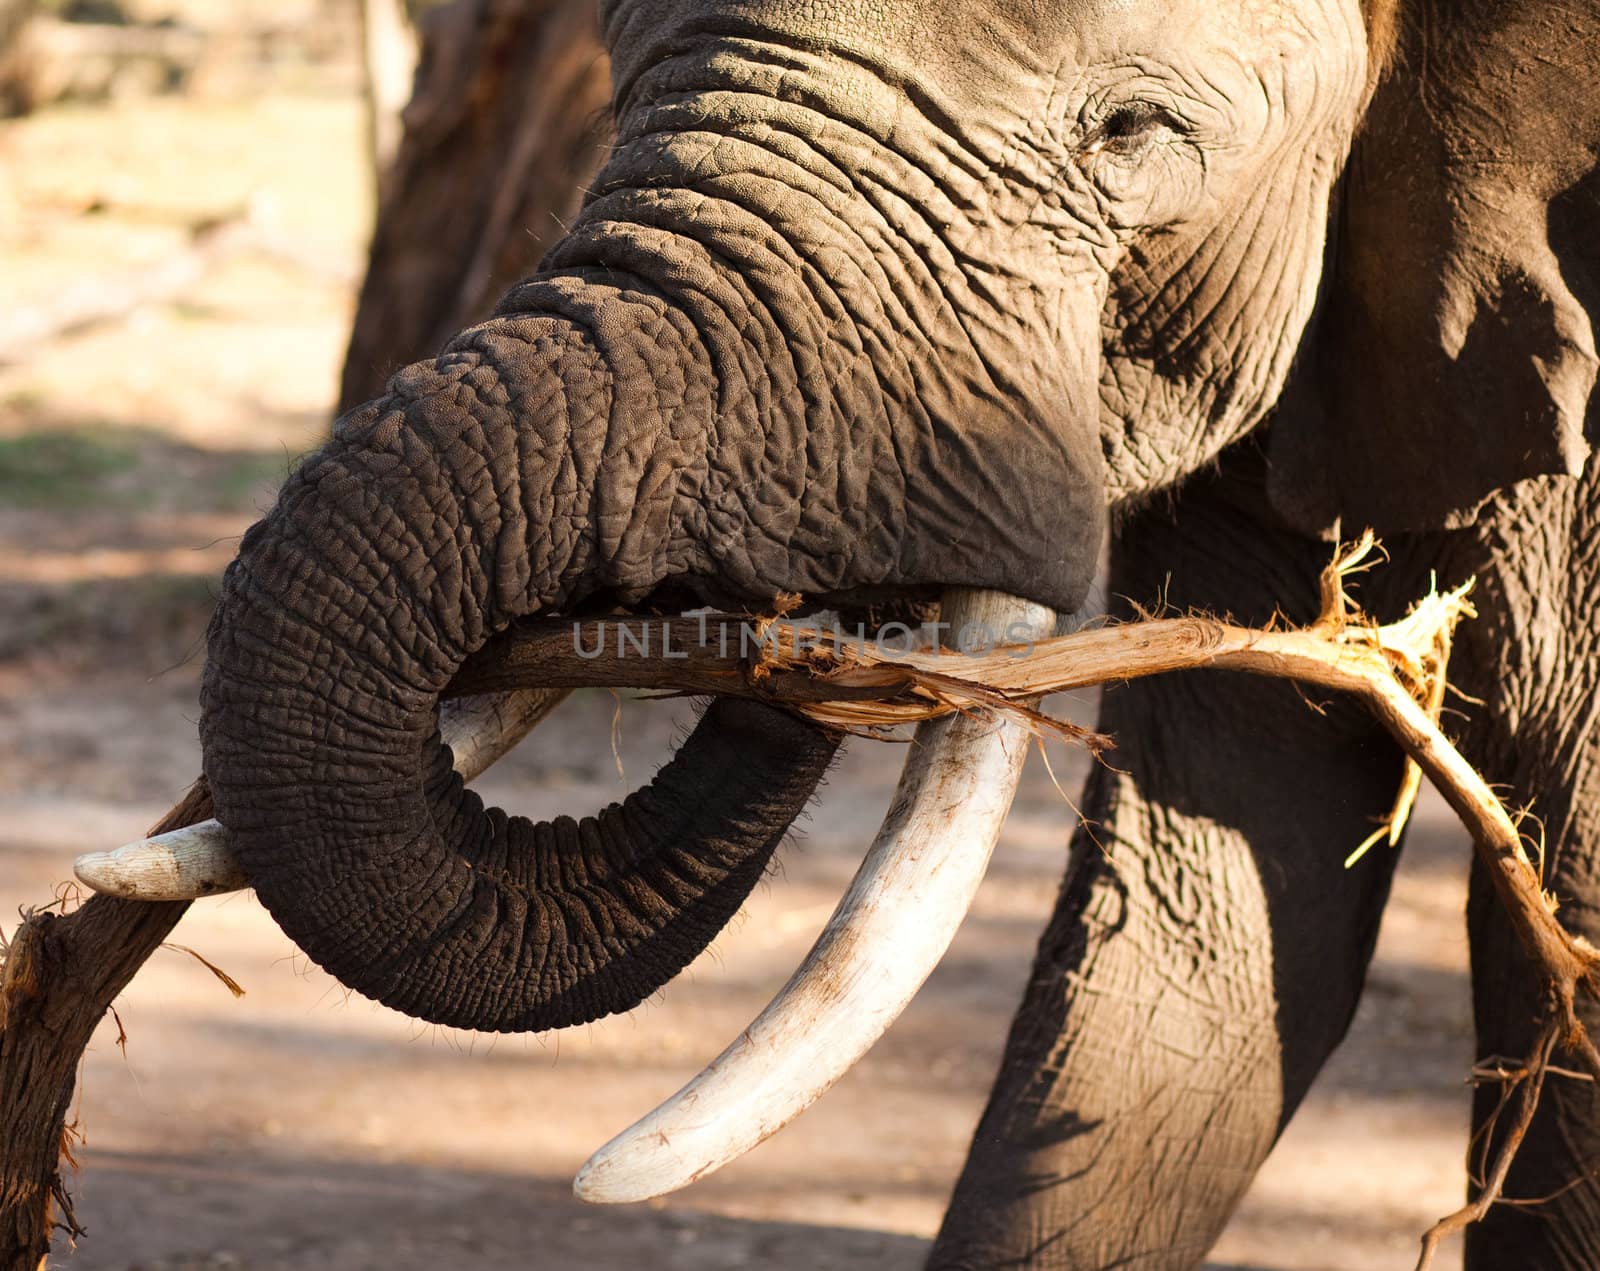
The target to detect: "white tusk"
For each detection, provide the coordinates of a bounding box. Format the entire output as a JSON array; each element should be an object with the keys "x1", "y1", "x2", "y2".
[
  {"x1": 573, "y1": 587, "x2": 1053, "y2": 1204},
  {"x1": 72, "y1": 689, "x2": 568, "y2": 901},
  {"x1": 435, "y1": 689, "x2": 570, "y2": 780}
]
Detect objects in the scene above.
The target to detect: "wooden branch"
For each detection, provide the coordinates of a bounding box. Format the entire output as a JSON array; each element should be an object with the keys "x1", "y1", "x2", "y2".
[
  {"x1": 457, "y1": 546, "x2": 1600, "y2": 1263},
  {"x1": 453, "y1": 549, "x2": 1600, "y2": 1064},
  {"x1": 458, "y1": 555, "x2": 1580, "y2": 1020},
  {"x1": 1416, "y1": 1024, "x2": 1561, "y2": 1270},
  {"x1": 0, "y1": 783, "x2": 210, "y2": 1269},
  {"x1": 0, "y1": 213, "x2": 256, "y2": 357},
  {"x1": 466, "y1": 600, "x2": 1580, "y2": 997}
]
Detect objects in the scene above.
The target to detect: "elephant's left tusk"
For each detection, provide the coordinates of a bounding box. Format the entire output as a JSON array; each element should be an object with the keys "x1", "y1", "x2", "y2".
[
  {"x1": 572, "y1": 587, "x2": 1052, "y2": 1204},
  {"x1": 72, "y1": 689, "x2": 568, "y2": 901}
]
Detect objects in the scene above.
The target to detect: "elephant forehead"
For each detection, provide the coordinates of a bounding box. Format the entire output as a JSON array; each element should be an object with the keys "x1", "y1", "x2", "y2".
[
  {"x1": 731, "y1": 0, "x2": 921, "y2": 46},
  {"x1": 896, "y1": 0, "x2": 1364, "y2": 155},
  {"x1": 934, "y1": 0, "x2": 1360, "y2": 56},
  {"x1": 609, "y1": 0, "x2": 1363, "y2": 158}
]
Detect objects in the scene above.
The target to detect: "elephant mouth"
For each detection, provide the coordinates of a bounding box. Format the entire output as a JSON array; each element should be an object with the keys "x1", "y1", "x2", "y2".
[
  {"x1": 618, "y1": 577, "x2": 945, "y2": 638},
  {"x1": 772, "y1": 585, "x2": 948, "y2": 637},
  {"x1": 544, "y1": 571, "x2": 1044, "y2": 653}
]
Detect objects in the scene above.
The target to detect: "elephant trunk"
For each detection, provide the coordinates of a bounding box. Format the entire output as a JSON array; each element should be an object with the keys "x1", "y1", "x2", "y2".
[{"x1": 200, "y1": 260, "x2": 854, "y2": 1033}]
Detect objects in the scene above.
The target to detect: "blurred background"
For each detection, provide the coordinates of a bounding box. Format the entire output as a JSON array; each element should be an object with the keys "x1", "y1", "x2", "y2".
[{"x1": 0, "y1": 3, "x2": 1475, "y2": 1267}]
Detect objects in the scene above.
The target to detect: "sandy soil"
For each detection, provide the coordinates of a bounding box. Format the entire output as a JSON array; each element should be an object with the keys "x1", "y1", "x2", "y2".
[{"x1": 1, "y1": 79, "x2": 1474, "y2": 1271}]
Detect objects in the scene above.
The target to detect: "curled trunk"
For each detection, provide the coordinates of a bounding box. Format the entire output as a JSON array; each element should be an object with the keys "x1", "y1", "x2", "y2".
[
  {"x1": 205, "y1": 283, "x2": 849, "y2": 1031},
  {"x1": 204, "y1": 34, "x2": 1101, "y2": 1033}
]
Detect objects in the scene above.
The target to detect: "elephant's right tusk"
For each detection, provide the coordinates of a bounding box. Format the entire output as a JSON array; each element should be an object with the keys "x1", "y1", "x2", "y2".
[
  {"x1": 573, "y1": 587, "x2": 1052, "y2": 1204},
  {"x1": 72, "y1": 689, "x2": 568, "y2": 901}
]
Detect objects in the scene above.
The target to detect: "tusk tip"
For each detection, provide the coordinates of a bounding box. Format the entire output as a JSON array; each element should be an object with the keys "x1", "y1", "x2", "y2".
[
  {"x1": 572, "y1": 1154, "x2": 655, "y2": 1206},
  {"x1": 573, "y1": 1133, "x2": 700, "y2": 1205},
  {"x1": 72, "y1": 827, "x2": 248, "y2": 901},
  {"x1": 72, "y1": 850, "x2": 130, "y2": 895}
]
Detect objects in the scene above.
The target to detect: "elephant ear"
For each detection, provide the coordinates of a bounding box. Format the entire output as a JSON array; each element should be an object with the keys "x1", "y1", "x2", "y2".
[{"x1": 1268, "y1": 2, "x2": 1600, "y2": 533}]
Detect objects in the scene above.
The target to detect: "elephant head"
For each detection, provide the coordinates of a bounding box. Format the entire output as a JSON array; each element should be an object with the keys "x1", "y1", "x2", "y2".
[{"x1": 197, "y1": 0, "x2": 1596, "y2": 1208}]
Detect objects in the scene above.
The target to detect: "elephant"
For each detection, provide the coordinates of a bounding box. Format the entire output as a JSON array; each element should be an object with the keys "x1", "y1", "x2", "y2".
[{"x1": 188, "y1": 0, "x2": 1600, "y2": 1267}]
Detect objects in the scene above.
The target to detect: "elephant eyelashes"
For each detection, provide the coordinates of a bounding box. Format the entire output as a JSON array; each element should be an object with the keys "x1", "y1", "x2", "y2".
[{"x1": 1081, "y1": 103, "x2": 1184, "y2": 161}]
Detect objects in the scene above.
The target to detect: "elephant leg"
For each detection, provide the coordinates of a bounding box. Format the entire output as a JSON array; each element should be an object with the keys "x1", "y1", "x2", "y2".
[
  {"x1": 1451, "y1": 478, "x2": 1600, "y2": 1268},
  {"x1": 929, "y1": 453, "x2": 1436, "y2": 1270}
]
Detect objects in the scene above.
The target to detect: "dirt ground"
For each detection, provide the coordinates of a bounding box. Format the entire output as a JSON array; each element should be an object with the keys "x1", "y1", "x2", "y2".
[{"x1": 1, "y1": 65, "x2": 1474, "y2": 1271}]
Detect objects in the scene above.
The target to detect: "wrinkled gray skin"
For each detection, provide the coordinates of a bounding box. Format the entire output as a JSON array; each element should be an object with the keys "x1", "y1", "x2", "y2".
[{"x1": 198, "y1": 0, "x2": 1600, "y2": 1265}]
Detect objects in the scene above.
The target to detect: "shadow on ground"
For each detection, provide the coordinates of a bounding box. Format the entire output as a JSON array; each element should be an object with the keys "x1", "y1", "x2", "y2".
[{"x1": 56, "y1": 1151, "x2": 929, "y2": 1271}]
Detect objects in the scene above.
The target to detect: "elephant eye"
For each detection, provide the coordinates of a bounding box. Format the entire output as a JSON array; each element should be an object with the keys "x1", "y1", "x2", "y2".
[{"x1": 1082, "y1": 103, "x2": 1184, "y2": 161}]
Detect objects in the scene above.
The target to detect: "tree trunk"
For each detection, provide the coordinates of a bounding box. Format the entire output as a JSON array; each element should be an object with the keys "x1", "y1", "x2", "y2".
[
  {"x1": 338, "y1": 0, "x2": 610, "y2": 413},
  {"x1": 0, "y1": 0, "x2": 41, "y2": 117}
]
